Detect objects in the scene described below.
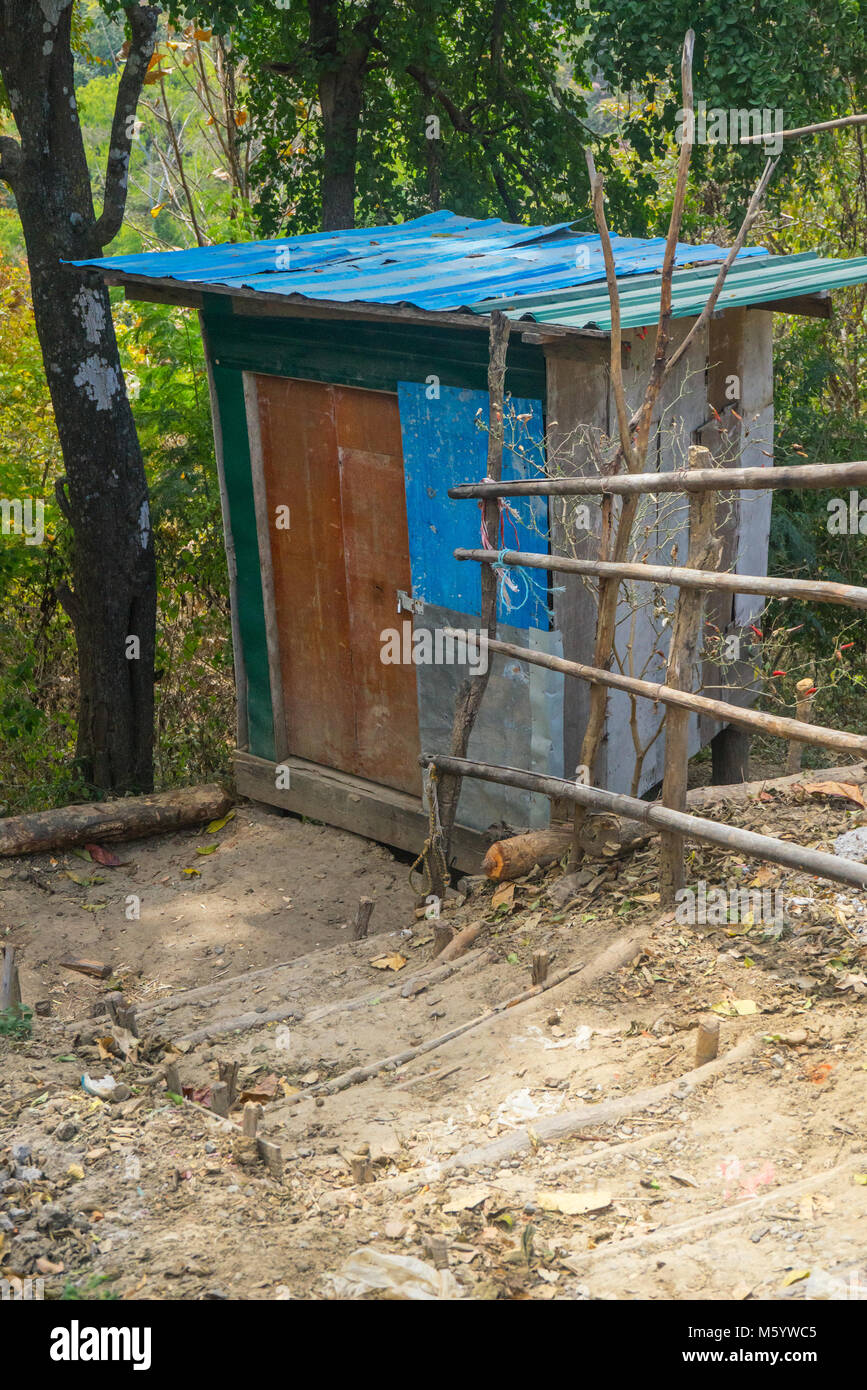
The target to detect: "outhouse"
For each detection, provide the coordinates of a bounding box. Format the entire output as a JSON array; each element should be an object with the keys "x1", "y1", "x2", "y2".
[{"x1": 79, "y1": 211, "x2": 867, "y2": 867}]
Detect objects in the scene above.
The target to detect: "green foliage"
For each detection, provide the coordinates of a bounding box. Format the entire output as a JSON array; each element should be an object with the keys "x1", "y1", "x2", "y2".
[
  {"x1": 114, "y1": 296, "x2": 235, "y2": 786},
  {"x1": 0, "y1": 1003, "x2": 33, "y2": 1039},
  {"x1": 0, "y1": 252, "x2": 232, "y2": 813},
  {"x1": 587, "y1": 0, "x2": 867, "y2": 231},
  {"x1": 174, "y1": 1, "x2": 600, "y2": 233}
]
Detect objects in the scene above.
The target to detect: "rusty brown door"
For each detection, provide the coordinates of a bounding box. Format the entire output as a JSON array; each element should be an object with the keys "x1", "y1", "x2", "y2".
[{"x1": 254, "y1": 375, "x2": 421, "y2": 795}]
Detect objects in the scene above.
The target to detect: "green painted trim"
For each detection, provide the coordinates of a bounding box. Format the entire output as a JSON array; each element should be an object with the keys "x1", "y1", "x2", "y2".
[
  {"x1": 209, "y1": 357, "x2": 276, "y2": 761},
  {"x1": 202, "y1": 296, "x2": 548, "y2": 399}
]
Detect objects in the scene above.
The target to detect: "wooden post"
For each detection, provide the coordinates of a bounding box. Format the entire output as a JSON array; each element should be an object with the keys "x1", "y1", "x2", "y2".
[
  {"x1": 0, "y1": 947, "x2": 21, "y2": 1012},
  {"x1": 233, "y1": 1102, "x2": 262, "y2": 1166},
  {"x1": 242, "y1": 1102, "x2": 262, "y2": 1137},
  {"x1": 660, "y1": 447, "x2": 719, "y2": 905},
  {"x1": 695, "y1": 1015, "x2": 721, "y2": 1065},
  {"x1": 209, "y1": 1081, "x2": 229, "y2": 1118},
  {"x1": 531, "y1": 950, "x2": 550, "y2": 986},
  {"x1": 217, "y1": 1059, "x2": 239, "y2": 1107},
  {"x1": 433, "y1": 310, "x2": 511, "y2": 892},
  {"x1": 106, "y1": 992, "x2": 139, "y2": 1037},
  {"x1": 786, "y1": 678, "x2": 816, "y2": 773},
  {"x1": 349, "y1": 1145, "x2": 374, "y2": 1184},
  {"x1": 431, "y1": 922, "x2": 454, "y2": 957},
  {"x1": 164, "y1": 1061, "x2": 182, "y2": 1095},
  {"x1": 352, "y1": 896, "x2": 375, "y2": 940}
]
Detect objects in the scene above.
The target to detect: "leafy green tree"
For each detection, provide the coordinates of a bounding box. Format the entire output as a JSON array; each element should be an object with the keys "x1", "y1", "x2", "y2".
[
  {"x1": 177, "y1": 0, "x2": 599, "y2": 233},
  {"x1": 587, "y1": 0, "x2": 867, "y2": 227}
]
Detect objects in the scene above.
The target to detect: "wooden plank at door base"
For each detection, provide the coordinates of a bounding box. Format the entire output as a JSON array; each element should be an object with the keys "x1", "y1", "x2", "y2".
[{"x1": 233, "y1": 751, "x2": 493, "y2": 874}]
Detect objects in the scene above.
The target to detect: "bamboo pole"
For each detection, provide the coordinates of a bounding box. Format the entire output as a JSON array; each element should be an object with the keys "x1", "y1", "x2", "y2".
[
  {"x1": 433, "y1": 310, "x2": 511, "y2": 888},
  {"x1": 441, "y1": 629, "x2": 867, "y2": 758},
  {"x1": 448, "y1": 458, "x2": 867, "y2": 500},
  {"x1": 659, "y1": 446, "x2": 719, "y2": 903},
  {"x1": 419, "y1": 753, "x2": 867, "y2": 891},
  {"x1": 454, "y1": 547, "x2": 867, "y2": 612}
]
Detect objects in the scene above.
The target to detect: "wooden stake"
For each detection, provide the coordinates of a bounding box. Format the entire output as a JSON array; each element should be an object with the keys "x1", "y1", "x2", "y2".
[
  {"x1": 0, "y1": 947, "x2": 21, "y2": 1012},
  {"x1": 786, "y1": 678, "x2": 816, "y2": 774},
  {"x1": 434, "y1": 310, "x2": 511, "y2": 888},
  {"x1": 106, "y1": 992, "x2": 139, "y2": 1037},
  {"x1": 531, "y1": 950, "x2": 550, "y2": 986},
  {"x1": 660, "y1": 445, "x2": 719, "y2": 904},
  {"x1": 60, "y1": 958, "x2": 111, "y2": 980},
  {"x1": 431, "y1": 922, "x2": 454, "y2": 957},
  {"x1": 695, "y1": 1016, "x2": 721, "y2": 1066},
  {"x1": 164, "y1": 1061, "x2": 182, "y2": 1095},
  {"x1": 217, "y1": 1059, "x2": 239, "y2": 1106},
  {"x1": 242, "y1": 1101, "x2": 262, "y2": 1137},
  {"x1": 352, "y1": 896, "x2": 375, "y2": 940},
  {"x1": 209, "y1": 1081, "x2": 229, "y2": 1118}
]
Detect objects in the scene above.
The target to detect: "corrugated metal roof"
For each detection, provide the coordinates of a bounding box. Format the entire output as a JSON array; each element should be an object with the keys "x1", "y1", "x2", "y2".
[
  {"x1": 480, "y1": 250, "x2": 867, "y2": 329},
  {"x1": 72, "y1": 208, "x2": 768, "y2": 313}
]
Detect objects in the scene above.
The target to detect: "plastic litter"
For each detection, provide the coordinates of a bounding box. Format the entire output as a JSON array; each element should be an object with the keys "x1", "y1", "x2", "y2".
[
  {"x1": 81, "y1": 1073, "x2": 118, "y2": 1099},
  {"x1": 322, "y1": 1248, "x2": 462, "y2": 1300}
]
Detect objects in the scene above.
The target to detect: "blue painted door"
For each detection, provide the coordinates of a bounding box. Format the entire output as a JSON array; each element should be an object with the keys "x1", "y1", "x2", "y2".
[{"x1": 397, "y1": 382, "x2": 549, "y2": 630}]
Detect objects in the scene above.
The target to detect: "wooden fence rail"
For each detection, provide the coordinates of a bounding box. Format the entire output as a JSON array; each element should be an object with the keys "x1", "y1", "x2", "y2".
[
  {"x1": 419, "y1": 753, "x2": 867, "y2": 892},
  {"x1": 448, "y1": 458, "x2": 867, "y2": 500},
  {"x1": 441, "y1": 448, "x2": 867, "y2": 902},
  {"x1": 455, "y1": 546, "x2": 867, "y2": 611},
  {"x1": 443, "y1": 629, "x2": 867, "y2": 759}
]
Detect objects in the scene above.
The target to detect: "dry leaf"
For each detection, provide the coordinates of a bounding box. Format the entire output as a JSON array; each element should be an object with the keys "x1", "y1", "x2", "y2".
[
  {"x1": 801, "y1": 780, "x2": 867, "y2": 809},
  {"x1": 536, "y1": 1190, "x2": 612, "y2": 1215},
  {"x1": 492, "y1": 883, "x2": 516, "y2": 911},
  {"x1": 370, "y1": 953, "x2": 407, "y2": 972},
  {"x1": 808, "y1": 1061, "x2": 834, "y2": 1084},
  {"x1": 239, "y1": 1073, "x2": 279, "y2": 1103},
  {"x1": 84, "y1": 843, "x2": 123, "y2": 867},
  {"x1": 712, "y1": 998, "x2": 758, "y2": 1017},
  {"x1": 781, "y1": 1269, "x2": 810, "y2": 1287}
]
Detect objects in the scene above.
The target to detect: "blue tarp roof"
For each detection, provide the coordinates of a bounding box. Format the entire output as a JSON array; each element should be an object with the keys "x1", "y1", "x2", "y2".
[{"x1": 73, "y1": 208, "x2": 769, "y2": 313}]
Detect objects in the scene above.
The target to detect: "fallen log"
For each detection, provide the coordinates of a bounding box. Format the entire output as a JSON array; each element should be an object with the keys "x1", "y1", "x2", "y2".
[
  {"x1": 686, "y1": 759, "x2": 867, "y2": 810},
  {"x1": 424, "y1": 753, "x2": 867, "y2": 890},
  {"x1": 377, "y1": 1035, "x2": 759, "y2": 1196},
  {"x1": 483, "y1": 828, "x2": 572, "y2": 881},
  {"x1": 483, "y1": 820, "x2": 649, "y2": 881},
  {"x1": 0, "y1": 784, "x2": 232, "y2": 857},
  {"x1": 434, "y1": 921, "x2": 484, "y2": 962}
]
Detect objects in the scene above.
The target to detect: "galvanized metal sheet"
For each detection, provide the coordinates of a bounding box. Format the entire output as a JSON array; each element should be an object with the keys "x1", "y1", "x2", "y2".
[
  {"x1": 484, "y1": 251, "x2": 867, "y2": 329},
  {"x1": 71, "y1": 208, "x2": 767, "y2": 313},
  {"x1": 415, "y1": 604, "x2": 564, "y2": 834}
]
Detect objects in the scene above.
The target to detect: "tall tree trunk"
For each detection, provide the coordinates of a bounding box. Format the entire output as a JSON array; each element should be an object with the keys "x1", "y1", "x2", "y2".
[
  {"x1": 318, "y1": 63, "x2": 365, "y2": 230},
  {"x1": 0, "y1": 2, "x2": 159, "y2": 794},
  {"x1": 309, "y1": 0, "x2": 385, "y2": 231}
]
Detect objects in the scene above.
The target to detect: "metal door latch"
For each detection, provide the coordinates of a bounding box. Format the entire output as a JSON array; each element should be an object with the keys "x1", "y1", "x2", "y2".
[{"x1": 396, "y1": 589, "x2": 425, "y2": 615}]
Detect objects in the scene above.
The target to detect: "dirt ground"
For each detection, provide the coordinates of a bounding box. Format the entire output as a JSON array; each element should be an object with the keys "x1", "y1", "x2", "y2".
[{"x1": 2, "y1": 779, "x2": 867, "y2": 1302}]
